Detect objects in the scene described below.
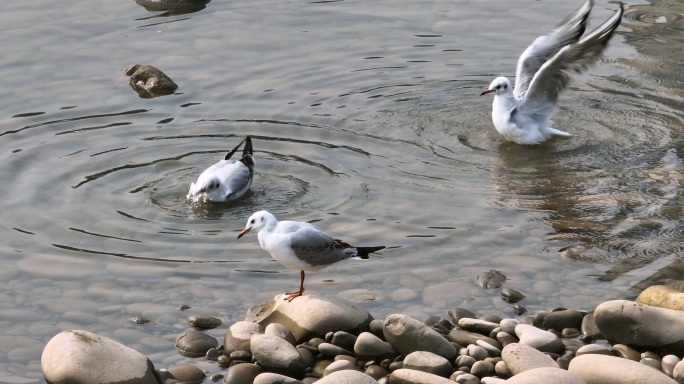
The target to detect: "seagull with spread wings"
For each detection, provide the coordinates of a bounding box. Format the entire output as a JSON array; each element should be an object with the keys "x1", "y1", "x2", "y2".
[
  {"x1": 238, "y1": 210, "x2": 385, "y2": 301},
  {"x1": 481, "y1": 0, "x2": 623, "y2": 145}
]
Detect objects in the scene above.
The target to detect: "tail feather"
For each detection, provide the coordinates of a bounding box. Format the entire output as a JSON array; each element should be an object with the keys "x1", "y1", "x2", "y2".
[
  {"x1": 224, "y1": 137, "x2": 247, "y2": 160},
  {"x1": 356, "y1": 246, "x2": 386, "y2": 259},
  {"x1": 243, "y1": 136, "x2": 253, "y2": 157}
]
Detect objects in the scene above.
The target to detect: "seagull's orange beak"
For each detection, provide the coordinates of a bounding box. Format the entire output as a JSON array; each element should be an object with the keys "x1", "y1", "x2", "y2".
[
  {"x1": 480, "y1": 89, "x2": 494, "y2": 96},
  {"x1": 237, "y1": 228, "x2": 251, "y2": 239},
  {"x1": 195, "y1": 188, "x2": 205, "y2": 195}
]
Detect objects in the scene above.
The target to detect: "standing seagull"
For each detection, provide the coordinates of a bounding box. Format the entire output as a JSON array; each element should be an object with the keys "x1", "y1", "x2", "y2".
[
  {"x1": 480, "y1": 0, "x2": 623, "y2": 145},
  {"x1": 187, "y1": 137, "x2": 255, "y2": 202},
  {"x1": 238, "y1": 210, "x2": 385, "y2": 301}
]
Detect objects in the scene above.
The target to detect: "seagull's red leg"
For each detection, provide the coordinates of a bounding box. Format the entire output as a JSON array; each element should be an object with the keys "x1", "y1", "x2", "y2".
[{"x1": 285, "y1": 271, "x2": 305, "y2": 301}]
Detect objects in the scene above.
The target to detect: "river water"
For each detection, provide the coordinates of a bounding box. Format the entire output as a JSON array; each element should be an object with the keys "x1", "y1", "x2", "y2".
[{"x1": 1, "y1": 0, "x2": 683, "y2": 381}]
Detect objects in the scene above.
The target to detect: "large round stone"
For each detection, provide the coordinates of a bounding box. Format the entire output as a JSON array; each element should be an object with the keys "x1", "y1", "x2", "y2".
[
  {"x1": 224, "y1": 321, "x2": 264, "y2": 354},
  {"x1": 41, "y1": 330, "x2": 159, "y2": 384},
  {"x1": 251, "y1": 334, "x2": 306, "y2": 374},
  {"x1": 354, "y1": 332, "x2": 397, "y2": 361},
  {"x1": 505, "y1": 367, "x2": 588, "y2": 384},
  {"x1": 402, "y1": 351, "x2": 452, "y2": 377},
  {"x1": 636, "y1": 285, "x2": 684, "y2": 311},
  {"x1": 501, "y1": 343, "x2": 558, "y2": 375},
  {"x1": 388, "y1": 369, "x2": 454, "y2": 384},
  {"x1": 384, "y1": 314, "x2": 456, "y2": 359},
  {"x1": 224, "y1": 363, "x2": 264, "y2": 384},
  {"x1": 245, "y1": 295, "x2": 373, "y2": 343},
  {"x1": 253, "y1": 372, "x2": 304, "y2": 384},
  {"x1": 594, "y1": 300, "x2": 684, "y2": 355},
  {"x1": 174, "y1": 329, "x2": 218, "y2": 357},
  {"x1": 315, "y1": 370, "x2": 378, "y2": 383},
  {"x1": 532, "y1": 310, "x2": 584, "y2": 331},
  {"x1": 569, "y1": 354, "x2": 677, "y2": 384}
]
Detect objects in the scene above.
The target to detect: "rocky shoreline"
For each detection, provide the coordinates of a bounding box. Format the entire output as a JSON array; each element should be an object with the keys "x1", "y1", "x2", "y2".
[{"x1": 40, "y1": 283, "x2": 684, "y2": 384}]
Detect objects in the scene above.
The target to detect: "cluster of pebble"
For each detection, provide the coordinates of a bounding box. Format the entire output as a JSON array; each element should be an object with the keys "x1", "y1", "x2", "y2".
[{"x1": 40, "y1": 283, "x2": 684, "y2": 384}]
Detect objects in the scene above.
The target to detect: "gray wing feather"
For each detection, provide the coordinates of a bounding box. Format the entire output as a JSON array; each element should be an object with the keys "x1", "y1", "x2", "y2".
[
  {"x1": 517, "y1": 4, "x2": 622, "y2": 117},
  {"x1": 287, "y1": 226, "x2": 356, "y2": 267},
  {"x1": 514, "y1": 0, "x2": 593, "y2": 99}
]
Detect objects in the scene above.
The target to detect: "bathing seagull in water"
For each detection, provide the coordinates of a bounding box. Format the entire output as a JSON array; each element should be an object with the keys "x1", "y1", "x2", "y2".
[
  {"x1": 237, "y1": 210, "x2": 386, "y2": 301},
  {"x1": 187, "y1": 137, "x2": 254, "y2": 202},
  {"x1": 480, "y1": 0, "x2": 623, "y2": 145}
]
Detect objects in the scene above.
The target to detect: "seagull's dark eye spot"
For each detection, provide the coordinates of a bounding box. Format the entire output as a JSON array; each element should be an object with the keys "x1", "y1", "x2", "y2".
[
  {"x1": 496, "y1": 85, "x2": 501, "y2": 90},
  {"x1": 261, "y1": 217, "x2": 264, "y2": 222},
  {"x1": 251, "y1": 219, "x2": 255, "y2": 224},
  {"x1": 504, "y1": 84, "x2": 507, "y2": 89}
]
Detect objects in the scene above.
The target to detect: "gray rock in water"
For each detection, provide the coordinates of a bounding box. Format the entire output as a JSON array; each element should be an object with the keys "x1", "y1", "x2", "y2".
[
  {"x1": 514, "y1": 324, "x2": 564, "y2": 354},
  {"x1": 174, "y1": 329, "x2": 218, "y2": 357},
  {"x1": 501, "y1": 343, "x2": 558, "y2": 375},
  {"x1": 594, "y1": 300, "x2": 684, "y2": 356},
  {"x1": 123, "y1": 64, "x2": 178, "y2": 98},
  {"x1": 533, "y1": 310, "x2": 584, "y2": 331},
  {"x1": 316, "y1": 369, "x2": 378, "y2": 383},
  {"x1": 253, "y1": 372, "x2": 304, "y2": 384},
  {"x1": 251, "y1": 334, "x2": 305, "y2": 374},
  {"x1": 265, "y1": 323, "x2": 296, "y2": 346},
  {"x1": 354, "y1": 332, "x2": 397, "y2": 361},
  {"x1": 569, "y1": 354, "x2": 677, "y2": 384},
  {"x1": 476, "y1": 270, "x2": 506, "y2": 289},
  {"x1": 223, "y1": 363, "x2": 264, "y2": 384},
  {"x1": 186, "y1": 315, "x2": 222, "y2": 329},
  {"x1": 504, "y1": 367, "x2": 587, "y2": 384},
  {"x1": 224, "y1": 321, "x2": 264, "y2": 354},
  {"x1": 41, "y1": 330, "x2": 159, "y2": 384},
  {"x1": 402, "y1": 351, "x2": 452, "y2": 377},
  {"x1": 500, "y1": 288, "x2": 525, "y2": 303},
  {"x1": 168, "y1": 364, "x2": 205, "y2": 383},
  {"x1": 383, "y1": 314, "x2": 456, "y2": 359},
  {"x1": 246, "y1": 295, "x2": 373, "y2": 343}
]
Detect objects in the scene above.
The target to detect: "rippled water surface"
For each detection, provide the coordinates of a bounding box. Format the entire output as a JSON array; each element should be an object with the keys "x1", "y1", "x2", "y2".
[{"x1": 2, "y1": 0, "x2": 684, "y2": 381}]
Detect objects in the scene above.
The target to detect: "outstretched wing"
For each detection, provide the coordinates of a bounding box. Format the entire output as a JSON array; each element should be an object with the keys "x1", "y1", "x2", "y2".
[
  {"x1": 517, "y1": 4, "x2": 622, "y2": 117},
  {"x1": 283, "y1": 223, "x2": 356, "y2": 267},
  {"x1": 514, "y1": 0, "x2": 593, "y2": 99}
]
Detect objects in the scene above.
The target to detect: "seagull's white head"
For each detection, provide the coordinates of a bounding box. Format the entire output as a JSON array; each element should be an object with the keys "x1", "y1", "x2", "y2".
[
  {"x1": 193, "y1": 176, "x2": 222, "y2": 197},
  {"x1": 481, "y1": 77, "x2": 512, "y2": 96},
  {"x1": 238, "y1": 210, "x2": 277, "y2": 239}
]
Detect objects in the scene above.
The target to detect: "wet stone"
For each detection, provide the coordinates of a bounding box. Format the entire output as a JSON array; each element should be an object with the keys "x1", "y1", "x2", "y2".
[
  {"x1": 580, "y1": 313, "x2": 602, "y2": 339},
  {"x1": 186, "y1": 315, "x2": 222, "y2": 330},
  {"x1": 206, "y1": 348, "x2": 220, "y2": 361},
  {"x1": 123, "y1": 64, "x2": 178, "y2": 99},
  {"x1": 513, "y1": 305, "x2": 527, "y2": 315},
  {"x1": 480, "y1": 315, "x2": 503, "y2": 324},
  {"x1": 331, "y1": 331, "x2": 357, "y2": 352},
  {"x1": 365, "y1": 364, "x2": 390, "y2": 380},
  {"x1": 223, "y1": 363, "x2": 264, "y2": 384},
  {"x1": 533, "y1": 310, "x2": 584, "y2": 331},
  {"x1": 168, "y1": 364, "x2": 205, "y2": 383},
  {"x1": 448, "y1": 308, "x2": 476, "y2": 323},
  {"x1": 175, "y1": 329, "x2": 218, "y2": 358},
  {"x1": 179, "y1": 305, "x2": 191, "y2": 311},
  {"x1": 458, "y1": 318, "x2": 499, "y2": 336},
  {"x1": 217, "y1": 355, "x2": 230, "y2": 367},
  {"x1": 500, "y1": 289, "x2": 525, "y2": 303},
  {"x1": 230, "y1": 350, "x2": 251, "y2": 361},
  {"x1": 477, "y1": 270, "x2": 507, "y2": 289}
]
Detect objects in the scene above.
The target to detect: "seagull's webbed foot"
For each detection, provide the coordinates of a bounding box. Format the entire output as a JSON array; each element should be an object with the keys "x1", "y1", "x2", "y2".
[{"x1": 284, "y1": 289, "x2": 304, "y2": 302}]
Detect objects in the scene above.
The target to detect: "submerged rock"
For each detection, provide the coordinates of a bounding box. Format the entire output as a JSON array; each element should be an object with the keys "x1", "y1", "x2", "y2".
[
  {"x1": 476, "y1": 270, "x2": 507, "y2": 289},
  {"x1": 174, "y1": 329, "x2": 218, "y2": 357},
  {"x1": 246, "y1": 295, "x2": 373, "y2": 343},
  {"x1": 123, "y1": 64, "x2": 178, "y2": 99},
  {"x1": 41, "y1": 330, "x2": 158, "y2": 384}
]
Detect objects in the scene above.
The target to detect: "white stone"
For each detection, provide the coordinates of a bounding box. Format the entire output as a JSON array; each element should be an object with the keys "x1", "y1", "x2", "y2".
[
  {"x1": 41, "y1": 330, "x2": 158, "y2": 384},
  {"x1": 251, "y1": 334, "x2": 305, "y2": 373},
  {"x1": 403, "y1": 351, "x2": 452, "y2": 377},
  {"x1": 514, "y1": 324, "x2": 564, "y2": 354},
  {"x1": 389, "y1": 368, "x2": 454, "y2": 384},
  {"x1": 673, "y1": 360, "x2": 684, "y2": 383},
  {"x1": 499, "y1": 319, "x2": 519, "y2": 334},
  {"x1": 224, "y1": 321, "x2": 264, "y2": 354},
  {"x1": 354, "y1": 332, "x2": 397, "y2": 361},
  {"x1": 505, "y1": 367, "x2": 587, "y2": 384},
  {"x1": 569, "y1": 354, "x2": 677, "y2": 384},
  {"x1": 265, "y1": 323, "x2": 296, "y2": 345},
  {"x1": 253, "y1": 373, "x2": 303, "y2": 384},
  {"x1": 575, "y1": 344, "x2": 612, "y2": 356},
  {"x1": 315, "y1": 369, "x2": 378, "y2": 383},
  {"x1": 323, "y1": 360, "x2": 357, "y2": 376},
  {"x1": 662, "y1": 355, "x2": 681, "y2": 377},
  {"x1": 501, "y1": 343, "x2": 558, "y2": 375}
]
